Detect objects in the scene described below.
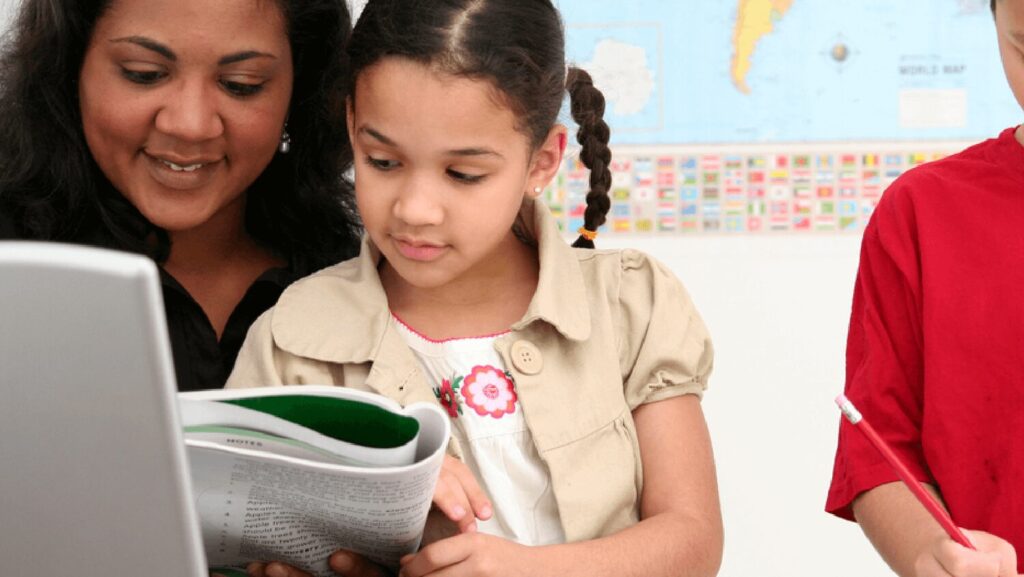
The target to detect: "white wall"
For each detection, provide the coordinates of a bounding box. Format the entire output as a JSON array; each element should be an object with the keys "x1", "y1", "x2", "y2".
[{"x1": 599, "y1": 233, "x2": 892, "y2": 576}]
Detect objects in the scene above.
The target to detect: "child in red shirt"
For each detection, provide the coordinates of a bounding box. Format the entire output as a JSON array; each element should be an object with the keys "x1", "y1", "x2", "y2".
[{"x1": 827, "y1": 1, "x2": 1024, "y2": 575}]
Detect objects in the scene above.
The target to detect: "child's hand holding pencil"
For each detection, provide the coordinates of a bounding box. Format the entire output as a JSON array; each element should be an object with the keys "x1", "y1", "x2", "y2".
[
  {"x1": 914, "y1": 528, "x2": 1019, "y2": 577},
  {"x1": 836, "y1": 395, "x2": 1020, "y2": 577}
]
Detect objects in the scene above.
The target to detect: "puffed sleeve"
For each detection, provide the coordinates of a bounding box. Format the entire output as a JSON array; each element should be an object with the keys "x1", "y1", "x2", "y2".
[
  {"x1": 617, "y1": 250, "x2": 714, "y2": 409},
  {"x1": 224, "y1": 310, "x2": 287, "y2": 389}
]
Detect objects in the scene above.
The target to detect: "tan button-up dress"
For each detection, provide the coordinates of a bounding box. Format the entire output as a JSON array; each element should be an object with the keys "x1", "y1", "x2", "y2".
[{"x1": 226, "y1": 200, "x2": 714, "y2": 542}]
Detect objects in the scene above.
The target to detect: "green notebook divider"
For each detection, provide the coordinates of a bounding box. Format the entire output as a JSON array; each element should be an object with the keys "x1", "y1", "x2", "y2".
[{"x1": 222, "y1": 395, "x2": 419, "y2": 449}]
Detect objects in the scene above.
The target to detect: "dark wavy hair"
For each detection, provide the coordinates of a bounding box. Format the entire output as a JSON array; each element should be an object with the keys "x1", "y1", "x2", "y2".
[
  {"x1": 0, "y1": 0, "x2": 361, "y2": 270},
  {"x1": 348, "y1": 0, "x2": 612, "y2": 248}
]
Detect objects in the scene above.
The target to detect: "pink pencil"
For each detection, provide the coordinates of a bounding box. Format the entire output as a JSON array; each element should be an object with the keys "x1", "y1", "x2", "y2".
[{"x1": 835, "y1": 394, "x2": 975, "y2": 550}]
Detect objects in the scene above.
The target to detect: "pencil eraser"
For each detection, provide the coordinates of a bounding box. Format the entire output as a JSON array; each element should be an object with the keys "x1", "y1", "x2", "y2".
[{"x1": 835, "y1": 394, "x2": 862, "y2": 424}]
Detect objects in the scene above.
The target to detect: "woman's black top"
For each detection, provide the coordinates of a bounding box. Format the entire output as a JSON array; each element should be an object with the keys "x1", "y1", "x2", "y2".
[
  {"x1": 160, "y1": 265, "x2": 307, "y2": 391},
  {"x1": 0, "y1": 211, "x2": 316, "y2": 391}
]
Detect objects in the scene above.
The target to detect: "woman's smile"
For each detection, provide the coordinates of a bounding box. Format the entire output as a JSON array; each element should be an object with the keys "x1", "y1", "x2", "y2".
[{"x1": 143, "y1": 151, "x2": 224, "y2": 191}]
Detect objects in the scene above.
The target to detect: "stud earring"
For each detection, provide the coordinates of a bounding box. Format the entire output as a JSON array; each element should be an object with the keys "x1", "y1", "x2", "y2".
[
  {"x1": 278, "y1": 125, "x2": 292, "y2": 154},
  {"x1": 532, "y1": 186, "x2": 542, "y2": 194}
]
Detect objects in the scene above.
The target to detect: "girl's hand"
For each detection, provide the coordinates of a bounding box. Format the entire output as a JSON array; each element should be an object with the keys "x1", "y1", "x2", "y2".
[
  {"x1": 914, "y1": 530, "x2": 1019, "y2": 577},
  {"x1": 242, "y1": 456, "x2": 491, "y2": 576},
  {"x1": 398, "y1": 533, "x2": 533, "y2": 577},
  {"x1": 431, "y1": 455, "x2": 492, "y2": 534}
]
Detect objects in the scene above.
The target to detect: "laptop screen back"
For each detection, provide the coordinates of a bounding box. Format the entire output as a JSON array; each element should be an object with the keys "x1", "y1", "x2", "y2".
[{"x1": 0, "y1": 242, "x2": 206, "y2": 576}]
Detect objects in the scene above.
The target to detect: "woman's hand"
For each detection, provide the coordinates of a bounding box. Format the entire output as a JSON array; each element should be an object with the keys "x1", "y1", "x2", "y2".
[
  {"x1": 913, "y1": 530, "x2": 1019, "y2": 577},
  {"x1": 244, "y1": 549, "x2": 393, "y2": 577},
  {"x1": 245, "y1": 560, "x2": 310, "y2": 577}
]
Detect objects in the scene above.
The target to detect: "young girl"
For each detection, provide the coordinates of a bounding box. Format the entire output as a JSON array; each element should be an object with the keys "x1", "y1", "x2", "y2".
[{"x1": 228, "y1": 1, "x2": 722, "y2": 575}]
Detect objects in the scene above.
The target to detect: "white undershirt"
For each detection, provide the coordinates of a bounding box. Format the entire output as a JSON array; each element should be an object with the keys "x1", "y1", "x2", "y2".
[{"x1": 392, "y1": 314, "x2": 565, "y2": 546}]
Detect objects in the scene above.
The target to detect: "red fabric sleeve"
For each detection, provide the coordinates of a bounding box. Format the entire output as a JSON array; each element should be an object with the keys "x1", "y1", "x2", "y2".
[{"x1": 825, "y1": 179, "x2": 936, "y2": 520}]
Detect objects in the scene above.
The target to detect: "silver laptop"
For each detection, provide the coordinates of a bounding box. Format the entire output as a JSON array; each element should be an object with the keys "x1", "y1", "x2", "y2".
[{"x1": 0, "y1": 242, "x2": 207, "y2": 576}]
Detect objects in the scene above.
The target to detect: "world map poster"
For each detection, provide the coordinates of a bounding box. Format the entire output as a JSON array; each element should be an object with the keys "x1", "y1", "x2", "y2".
[{"x1": 547, "y1": 0, "x2": 1020, "y2": 234}]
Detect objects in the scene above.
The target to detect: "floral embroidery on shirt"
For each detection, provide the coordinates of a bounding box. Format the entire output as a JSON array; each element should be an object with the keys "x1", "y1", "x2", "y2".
[
  {"x1": 461, "y1": 365, "x2": 517, "y2": 419},
  {"x1": 433, "y1": 376, "x2": 463, "y2": 419}
]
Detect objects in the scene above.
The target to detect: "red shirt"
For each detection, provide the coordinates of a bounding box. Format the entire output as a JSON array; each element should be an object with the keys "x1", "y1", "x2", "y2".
[{"x1": 827, "y1": 127, "x2": 1024, "y2": 568}]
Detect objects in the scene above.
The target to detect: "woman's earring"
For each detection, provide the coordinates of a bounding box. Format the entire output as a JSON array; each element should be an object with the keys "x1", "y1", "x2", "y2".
[
  {"x1": 278, "y1": 125, "x2": 292, "y2": 154},
  {"x1": 532, "y1": 186, "x2": 542, "y2": 195}
]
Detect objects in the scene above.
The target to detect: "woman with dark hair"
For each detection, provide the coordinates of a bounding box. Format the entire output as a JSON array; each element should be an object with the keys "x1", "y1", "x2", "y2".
[{"x1": 0, "y1": 0, "x2": 362, "y2": 391}]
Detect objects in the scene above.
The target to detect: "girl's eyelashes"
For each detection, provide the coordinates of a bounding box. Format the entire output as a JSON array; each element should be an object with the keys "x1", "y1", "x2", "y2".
[
  {"x1": 446, "y1": 168, "x2": 485, "y2": 184},
  {"x1": 361, "y1": 155, "x2": 486, "y2": 183}
]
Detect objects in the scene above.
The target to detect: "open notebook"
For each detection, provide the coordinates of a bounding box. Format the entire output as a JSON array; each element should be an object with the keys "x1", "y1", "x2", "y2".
[{"x1": 0, "y1": 242, "x2": 207, "y2": 576}]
